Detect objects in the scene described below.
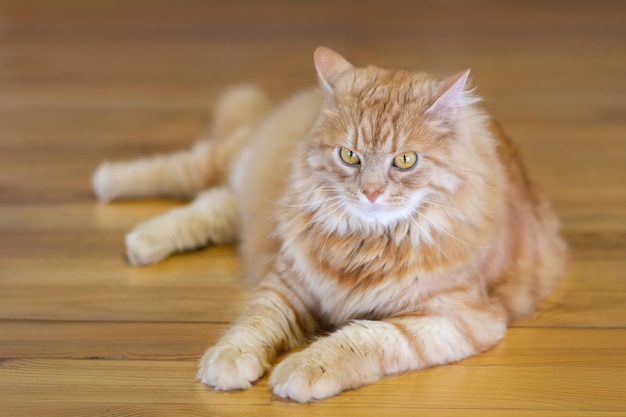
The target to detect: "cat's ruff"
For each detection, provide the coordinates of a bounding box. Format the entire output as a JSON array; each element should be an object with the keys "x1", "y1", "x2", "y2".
[{"x1": 93, "y1": 47, "x2": 567, "y2": 402}]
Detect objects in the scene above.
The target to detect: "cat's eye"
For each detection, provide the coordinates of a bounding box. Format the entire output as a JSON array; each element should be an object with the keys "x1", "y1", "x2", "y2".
[
  {"x1": 339, "y1": 147, "x2": 361, "y2": 166},
  {"x1": 393, "y1": 152, "x2": 419, "y2": 170}
]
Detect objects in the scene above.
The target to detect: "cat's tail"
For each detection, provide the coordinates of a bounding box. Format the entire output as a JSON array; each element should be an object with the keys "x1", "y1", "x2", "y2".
[
  {"x1": 529, "y1": 184, "x2": 569, "y2": 304},
  {"x1": 92, "y1": 85, "x2": 273, "y2": 202},
  {"x1": 210, "y1": 85, "x2": 273, "y2": 139}
]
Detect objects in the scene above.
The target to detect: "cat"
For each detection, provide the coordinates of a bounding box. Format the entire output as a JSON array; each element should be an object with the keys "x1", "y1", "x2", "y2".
[{"x1": 93, "y1": 47, "x2": 568, "y2": 402}]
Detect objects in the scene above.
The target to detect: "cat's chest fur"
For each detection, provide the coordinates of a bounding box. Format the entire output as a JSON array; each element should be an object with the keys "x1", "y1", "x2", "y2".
[{"x1": 280, "y1": 218, "x2": 474, "y2": 326}]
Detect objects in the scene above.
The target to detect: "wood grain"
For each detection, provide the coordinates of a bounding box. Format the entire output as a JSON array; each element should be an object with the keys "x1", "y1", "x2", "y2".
[
  {"x1": 0, "y1": 0, "x2": 624, "y2": 415},
  {"x1": 1, "y1": 359, "x2": 624, "y2": 414}
]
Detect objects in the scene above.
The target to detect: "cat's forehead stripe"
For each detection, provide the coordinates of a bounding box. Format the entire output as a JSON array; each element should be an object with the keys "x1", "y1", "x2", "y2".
[{"x1": 351, "y1": 95, "x2": 408, "y2": 153}]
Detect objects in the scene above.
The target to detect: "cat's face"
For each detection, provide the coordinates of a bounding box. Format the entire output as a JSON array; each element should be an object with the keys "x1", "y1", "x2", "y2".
[{"x1": 305, "y1": 65, "x2": 469, "y2": 228}]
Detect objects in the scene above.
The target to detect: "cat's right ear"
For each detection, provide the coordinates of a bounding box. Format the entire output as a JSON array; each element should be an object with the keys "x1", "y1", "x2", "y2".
[{"x1": 314, "y1": 47, "x2": 353, "y2": 93}]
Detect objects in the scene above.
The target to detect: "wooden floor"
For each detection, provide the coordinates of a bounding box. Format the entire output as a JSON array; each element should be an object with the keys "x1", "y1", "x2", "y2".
[{"x1": 1, "y1": 1, "x2": 625, "y2": 416}]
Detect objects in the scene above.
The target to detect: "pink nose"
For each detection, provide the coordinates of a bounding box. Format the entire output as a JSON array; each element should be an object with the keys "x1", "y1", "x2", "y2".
[{"x1": 363, "y1": 189, "x2": 382, "y2": 203}]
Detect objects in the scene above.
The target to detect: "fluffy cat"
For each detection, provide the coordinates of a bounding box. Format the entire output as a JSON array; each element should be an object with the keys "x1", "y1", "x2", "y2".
[{"x1": 93, "y1": 47, "x2": 567, "y2": 402}]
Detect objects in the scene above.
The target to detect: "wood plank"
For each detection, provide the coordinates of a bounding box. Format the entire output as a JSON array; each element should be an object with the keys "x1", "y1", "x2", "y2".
[
  {"x1": 0, "y1": 359, "x2": 623, "y2": 413},
  {"x1": 0, "y1": 359, "x2": 269, "y2": 406},
  {"x1": 1, "y1": 323, "x2": 625, "y2": 365},
  {"x1": 1, "y1": 257, "x2": 623, "y2": 326},
  {"x1": 0, "y1": 270, "x2": 247, "y2": 323},
  {"x1": 0, "y1": 322, "x2": 228, "y2": 360},
  {"x1": 3, "y1": 405, "x2": 626, "y2": 417}
]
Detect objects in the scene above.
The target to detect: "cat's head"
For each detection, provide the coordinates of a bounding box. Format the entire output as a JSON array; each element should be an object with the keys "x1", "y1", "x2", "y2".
[{"x1": 303, "y1": 47, "x2": 481, "y2": 229}]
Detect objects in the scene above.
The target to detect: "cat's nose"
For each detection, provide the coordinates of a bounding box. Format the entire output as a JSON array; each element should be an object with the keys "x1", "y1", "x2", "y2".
[{"x1": 363, "y1": 189, "x2": 382, "y2": 203}]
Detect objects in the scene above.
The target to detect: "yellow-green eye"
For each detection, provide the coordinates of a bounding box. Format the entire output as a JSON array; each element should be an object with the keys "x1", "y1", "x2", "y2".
[
  {"x1": 339, "y1": 147, "x2": 361, "y2": 166},
  {"x1": 393, "y1": 151, "x2": 419, "y2": 170}
]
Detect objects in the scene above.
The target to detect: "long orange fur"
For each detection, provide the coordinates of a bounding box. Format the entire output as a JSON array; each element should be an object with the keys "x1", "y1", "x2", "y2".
[{"x1": 93, "y1": 47, "x2": 567, "y2": 402}]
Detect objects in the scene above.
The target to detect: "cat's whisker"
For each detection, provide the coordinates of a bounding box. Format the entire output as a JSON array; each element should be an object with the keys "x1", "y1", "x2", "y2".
[
  {"x1": 412, "y1": 209, "x2": 488, "y2": 249},
  {"x1": 279, "y1": 197, "x2": 347, "y2": 250},
  {"x1": 313, "y1": 199, "x2": 347, "y2": 226},
  {"x1": 405, "y1": 214, "x2": 451, "y2": 262},
  {"x1": 282, "y1": 206, "x2": 346, "y2": 257},
  {"x1": 304, "y1": 199, "x2": 344, "y2": 218},
  {"x1": 318, "y1": 202, "x2": 348, "y2": 263},
  {"x1": 420, "y1": 199, "x2": 463, "y2": 214},
  {"x1": 260, "y1": 186, "x2": 345, "y2": 218},
  {"x1": 291, "y1": 185, "x2": 344, "y2": 202}
]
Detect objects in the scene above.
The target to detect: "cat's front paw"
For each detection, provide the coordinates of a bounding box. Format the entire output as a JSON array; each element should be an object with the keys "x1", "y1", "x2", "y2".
[
  {"x1": 197, "y1": 344, "x2": 267, "y2": 390},
  {"x1": 125, "y1": 228, "x2": 172, "y2": 265},
  {"x1": 269, "y1": 350, "x2": 344, "y2": 403}
]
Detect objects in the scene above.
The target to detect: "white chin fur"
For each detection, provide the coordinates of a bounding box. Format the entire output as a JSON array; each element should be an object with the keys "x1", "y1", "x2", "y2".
[{"x1": 340, "y1": 203, "x2": 410, "y2": 230}]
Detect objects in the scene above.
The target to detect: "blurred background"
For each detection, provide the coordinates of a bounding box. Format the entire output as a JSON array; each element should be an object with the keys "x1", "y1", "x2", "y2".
[{"x1": 0, "y1": 0, "x2": 624, "y2": 228}]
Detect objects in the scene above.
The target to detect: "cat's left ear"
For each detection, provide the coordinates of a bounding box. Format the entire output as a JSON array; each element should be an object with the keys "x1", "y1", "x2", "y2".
[
  {"x1": 314, "y1": 47, "x2": 354, "y2": 93},
  {"x1": 425, "y1": 69, "x2": 473, "y2": 124}
]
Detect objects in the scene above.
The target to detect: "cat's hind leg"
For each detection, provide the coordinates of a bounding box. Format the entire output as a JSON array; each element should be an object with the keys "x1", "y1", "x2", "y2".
[
  {"x1": 93, "y1": 140, "x2": 221, "y2": 202},
  {"x1": 93, "y1": 85, "x2": 272, "y2": 202},
  {"x1": 125, "y1": 186, "x2": 238, "y2": 265}
]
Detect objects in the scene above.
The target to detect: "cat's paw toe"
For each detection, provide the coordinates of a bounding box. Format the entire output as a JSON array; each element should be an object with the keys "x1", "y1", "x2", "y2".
[
  {"x1": 269, "y1": 352, "x2": 342, "y2": 403},
  {"x1": 197, "y1": 345, "x2": 266, "y2": 390},
  {"x1": 125, "y1": 229, "x2": 171, "y2": 265}
]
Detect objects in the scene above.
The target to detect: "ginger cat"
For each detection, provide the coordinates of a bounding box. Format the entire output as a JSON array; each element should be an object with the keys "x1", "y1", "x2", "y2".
[{"x1": 93, "y1": 47, "x2": 567, "y2": 402}]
